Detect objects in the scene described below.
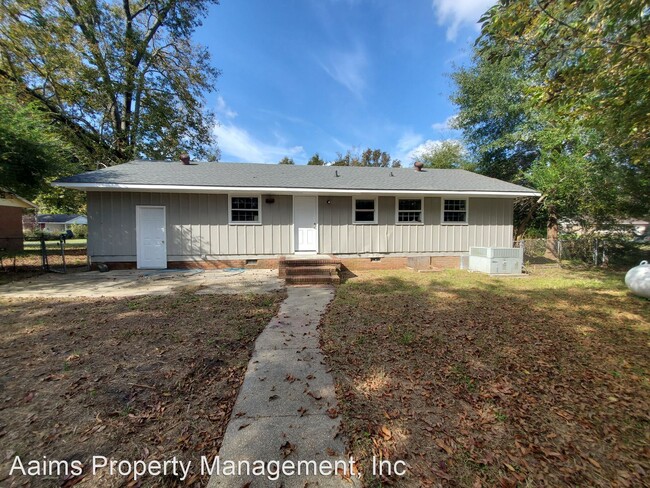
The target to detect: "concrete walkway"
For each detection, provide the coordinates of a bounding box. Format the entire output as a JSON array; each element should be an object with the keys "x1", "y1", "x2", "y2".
[{"x1": 208, "y1": 286, "x2": 361, "y2": 488}]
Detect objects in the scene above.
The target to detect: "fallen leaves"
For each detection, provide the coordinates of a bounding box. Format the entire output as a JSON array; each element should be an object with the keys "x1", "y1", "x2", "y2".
[
  {"x1": 280, "y1": 440, "x2": 296, "y2": 458},
  {"x1": 326, "y1": 407, "x2": 339, "y2": 419},
  {"x1": 320, "y1": 269, "x2": 650, "y2": 486},
  {"x1": 0, "y1": 291, "x2": 286, "y2": 487},
  {"x1": 435, "y1": 439, "x2": 454, "y2": 456},
  {"x1": 379, "y1": 425, "x2": 392, "y2": 441}
]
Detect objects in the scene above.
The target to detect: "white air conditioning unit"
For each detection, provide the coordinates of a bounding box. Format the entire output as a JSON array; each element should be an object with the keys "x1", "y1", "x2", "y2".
[{"x1": 468, "y1": 247, "x2": 523, "y2": 275}]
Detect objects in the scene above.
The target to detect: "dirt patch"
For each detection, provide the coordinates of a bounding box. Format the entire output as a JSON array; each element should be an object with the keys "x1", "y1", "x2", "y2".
[
  {"x1": 321, "y1": 269, "x2": 650, "y2": 487},
  {"x1": 0, "y1": 249, "x2": 88, "y2": 285},
  {"x1": 0, "y1": 291, "x2": 285, "y2": 487}
]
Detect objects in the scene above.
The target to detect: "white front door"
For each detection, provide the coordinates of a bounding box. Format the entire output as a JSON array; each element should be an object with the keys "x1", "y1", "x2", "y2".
[
  {"x1": 294, "y1": 196, "x2": 318, "y2": 253},
  {"x1": 136, "y1": 206, "x2": 167, "y2": 269}
]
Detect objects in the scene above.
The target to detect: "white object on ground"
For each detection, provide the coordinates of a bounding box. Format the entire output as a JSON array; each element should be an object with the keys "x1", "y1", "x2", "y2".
[{"x1": 625, "y1": 260, "x2": 650, "y2": 299}]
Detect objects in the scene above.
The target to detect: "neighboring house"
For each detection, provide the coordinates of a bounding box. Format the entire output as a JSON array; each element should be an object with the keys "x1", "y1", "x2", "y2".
[
  {"x1": 624, "y1": 219, "x2": 650, "y2": 240},
  {"x1": 560, "y1": 218, "x2": 649, "y2": 239},
  {"x1": 37, "y1": 214, "x2": 88, "y2": 234},
  {"x1": 0, "y1": 189, "x2": 37, "y2": 252},
  {"x1": 53, "y1": 160, "x2": 540, "y2": 270}
]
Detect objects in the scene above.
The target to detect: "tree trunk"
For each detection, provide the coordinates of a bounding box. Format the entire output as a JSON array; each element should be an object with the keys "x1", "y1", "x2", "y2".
[
  {"x1": 514, "y1": 195, "x2": 545, "y2": 240},
  {"x1": 545, "y1": 204, "x2": 559, "y2": 260}
]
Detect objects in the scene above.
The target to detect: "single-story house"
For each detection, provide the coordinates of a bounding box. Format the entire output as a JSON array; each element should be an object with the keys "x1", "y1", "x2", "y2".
[
  {"x1": 560, "y1": 218, "x2": 649, "y2": 239},
  {"x1": 0, "y1": 189, "x2": 38, "y2": 252},
  {"x1": 37, "y1": 214, "x2": 88, "y2": 234},
  {"x1": 53, "y1": 160, "x2": 540, "y2": 270}
]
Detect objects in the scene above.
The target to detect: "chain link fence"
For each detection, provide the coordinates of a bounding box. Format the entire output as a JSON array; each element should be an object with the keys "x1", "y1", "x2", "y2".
[
  {"x1": 514, "y1": 237, "x2": 649, "y2": 268},
  {"x1": 0, "y1": 239, "x2": 87, "y2": 274}
]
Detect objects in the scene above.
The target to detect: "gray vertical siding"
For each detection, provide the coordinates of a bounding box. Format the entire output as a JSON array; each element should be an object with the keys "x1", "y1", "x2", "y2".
[
  {"x1": 87, "y1": 191, "x2": 513, "y2": 261},
  {"x1": 87, "y1": 192, "x2": 292, "y2": 260},
  {"x1": 318, "y1": 196, "x2": 513, "y2": 254}
]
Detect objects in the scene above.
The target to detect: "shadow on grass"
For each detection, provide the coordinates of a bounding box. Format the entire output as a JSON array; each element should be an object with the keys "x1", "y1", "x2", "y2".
[
  {"x1": 322, "y1": 269, "x2": 649, "y2": 487},
  {"x1": 0, "y1": 291, "x2": 284, "y2": 487}
]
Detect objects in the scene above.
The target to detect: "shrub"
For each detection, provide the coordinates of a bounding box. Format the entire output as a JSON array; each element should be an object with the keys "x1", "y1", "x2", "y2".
[
  {"x1": 23, "y1": 229, "x2": 57, "y2": 241},
  {"x1": 69, "y1": 224, "x2": 87, "y2": 239}
]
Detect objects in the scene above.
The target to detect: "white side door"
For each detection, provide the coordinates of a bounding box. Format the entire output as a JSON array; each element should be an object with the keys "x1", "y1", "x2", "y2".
[
  {"x1": 294, "y1": 196, "x2": 318, "y2": 253},
  {"x1": 136, "y1": 206, "x2": 167, "y2": 269}
]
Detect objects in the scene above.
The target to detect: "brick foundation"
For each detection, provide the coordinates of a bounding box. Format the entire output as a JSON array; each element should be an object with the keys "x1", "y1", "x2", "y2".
[
  {"x1": 90, "y1": 255, "x2": 462, "y2": 272},
  {"x1": 336, "y1": 256, "x2": 409, "y2": 271},
  {"x1": 91, "y1": 259, "x2": 281, "y2": 271},
  {"x1": 169, "y1": 259, "x2": 280, "y2": 270}
]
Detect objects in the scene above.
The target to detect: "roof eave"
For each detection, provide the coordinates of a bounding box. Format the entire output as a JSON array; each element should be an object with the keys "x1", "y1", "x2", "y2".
[{"x1": 52, "y1": 181, "x2": 541, "y2": 198}]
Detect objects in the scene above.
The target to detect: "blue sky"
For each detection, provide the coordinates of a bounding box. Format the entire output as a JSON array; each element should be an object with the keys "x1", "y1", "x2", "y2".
[{"x1": 193, "y1": 0, "x2": 495, "y2": 165}]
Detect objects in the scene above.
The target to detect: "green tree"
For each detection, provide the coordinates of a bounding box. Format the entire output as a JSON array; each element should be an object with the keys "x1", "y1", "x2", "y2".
[
  {"x1": 451, "y1": 54, "x2": 538, "y2": 182},
  {"x1": 451, "y1": 2, "x2": 649, "y2": 246},
  {"x1": 477, "y1": 0, "x2": 650, "y2": 167},
  {"x1": 359, "y1": 148, "x2": 401, "y2": 167},
  {"x1": 0, "y1": 93, "x2": 72, "y2": 200},
  {"x1": 307, "y1": 153, "x2": 325, "y2": 165},
  {"x1": 416, "y1": 140, "x2": 475, "y2": 171},
  {"x1": 0, "y1": 0, "x2": 220, "y2": 166},
  {"x1": 331, "y1": 151, "x2": 354, "y2": 166},
  {"x1": 332, "y1": 148, "x2": 400, "y2": 167},
  {"x1": 278, "y1": 156, "x2": 295, "y2": 165},
  {"x1": 34, "y1": 185, "x2": 87, "y2": 214}
]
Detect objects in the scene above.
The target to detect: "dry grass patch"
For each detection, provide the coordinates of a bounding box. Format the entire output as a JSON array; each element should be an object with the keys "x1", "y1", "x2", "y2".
[
  {"x1": 1, "y1": 249, "x2": 88, "y2": 286},
  {"x1": 321, "y1": 268, "x2": 649, "y2": 487},
  {"x1": 0, "y1": 291, "x2": 285, "y2": 487}
]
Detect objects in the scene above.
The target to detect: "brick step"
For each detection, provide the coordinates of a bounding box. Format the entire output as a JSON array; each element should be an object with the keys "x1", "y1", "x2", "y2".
[
  {"x1": 280, "y1": 259, "x2": 341, "y2": 268},
  {"x1": 283, "y1": 266, "x2": 338, "y2": 276},
  {"x1": 285, "y1": 275, "x2": 341, "y2": 285}
]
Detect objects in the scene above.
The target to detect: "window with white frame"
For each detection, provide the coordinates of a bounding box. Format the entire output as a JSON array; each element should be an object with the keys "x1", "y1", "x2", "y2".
[
  {"x1": 443, "y1": 199, "x2": 467, "y2": 223},
  {"x1": 230, "y1": 196, "x2": 260, "y2": 223},
  {"x1": 397, "y1": 198, "x2": 423, "y2": 223},
  {"x1": 353, "y1": 198, "x2": 376, "y2": 224}
]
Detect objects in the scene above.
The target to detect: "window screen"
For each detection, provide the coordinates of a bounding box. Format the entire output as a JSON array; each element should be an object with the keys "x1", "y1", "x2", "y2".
[
  {"x1": 443, "y1": 199, "x2": 467, "y2": 223},
  {"x1": 354, "y1": 199, "x2": 376, "y2": 223},
  {"x1": 397, "y1": 199, "x2": 423, "y2": 223},
  {"x1": 231, "y1": 197, "x2": 260, "y2": 223}
]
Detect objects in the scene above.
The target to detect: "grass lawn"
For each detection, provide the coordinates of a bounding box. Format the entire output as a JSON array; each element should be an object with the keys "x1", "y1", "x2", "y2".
[
  {"x1": 0, "y1": 291, "x2": 285, "y2": 487},
  {"x1": 23, "y1": 239, "x2": 88, "y2": 251},
  {"x1": 321, "y1": 268, "x2": 649, "y2": 487}
]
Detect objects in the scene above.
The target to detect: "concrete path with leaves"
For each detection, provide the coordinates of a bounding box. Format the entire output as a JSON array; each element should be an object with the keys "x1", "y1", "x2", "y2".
[{"x1": 207, "y1": 286, "x2": 361, "y2": 488}]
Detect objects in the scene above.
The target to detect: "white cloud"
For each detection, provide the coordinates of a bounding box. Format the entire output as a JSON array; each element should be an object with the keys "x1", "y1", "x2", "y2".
[
  {"x1": 214, "y1": 123, "x2": 304, "y2": 163},
  {"x1": 407, "y1": 139, "x2": 465, "y2": 162},
  {"x1": 331, "y1": 137, "x2": 351, "y2": 151},
  {"x1": 431, "y1": 0, "x2": 495, "y2": 41},
  {"x1": 395, "y1": 137, "x2": 463, "y2": 164},
  {"x1": 405, "y1": 139, "x2": 443, "y2": 163},
  {"x1": 215, "y1": 95, "x2": 238, "y2": 119},
  {"x1": 431, "y1": 114, "x2": 459, "y2": 131},
  {"x1": 395, "y1": 131, "x2": 424, "y2": 159},
  {"x1": 319, "y1": 43, "x2": 368, "y2": 98},
  {"x1": 213, "y1": 97, "x2": 305, "y2": 163}
]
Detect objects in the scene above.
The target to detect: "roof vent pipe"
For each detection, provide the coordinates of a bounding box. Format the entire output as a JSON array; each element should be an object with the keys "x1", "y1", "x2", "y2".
[
  {"x1": 335, "y1": 170, "x2": 340, "y2": 177},
  {"x1": 414, "y1": 161, "x2": 424, "y2": 172},
  {"x1": 180, "y1": 153, "x2": 190, "y2": 165}
]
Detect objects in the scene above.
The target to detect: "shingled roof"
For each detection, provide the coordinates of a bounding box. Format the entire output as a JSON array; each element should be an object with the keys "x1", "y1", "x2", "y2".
[{"x1": 54, "y1": 160, "x2": 539, "y2": 196}]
